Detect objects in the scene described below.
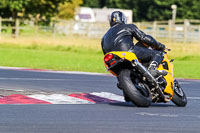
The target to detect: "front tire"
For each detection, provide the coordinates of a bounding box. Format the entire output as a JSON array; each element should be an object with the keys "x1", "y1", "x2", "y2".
[
  {"x1": 118, "y1": 69, "x2": 152, "y2": 107},
  {"x1": 172, "y1": 80, "x2": 187, "y2": 107}
]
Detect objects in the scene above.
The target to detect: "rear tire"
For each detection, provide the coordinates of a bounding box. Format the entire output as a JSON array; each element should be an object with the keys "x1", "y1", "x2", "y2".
[
  {"x1": 118, "y1": 69, "x2": 152, "y2": 107},
  {"x1": 172, "y1": 80, "x2": 187, "y2": 107}
]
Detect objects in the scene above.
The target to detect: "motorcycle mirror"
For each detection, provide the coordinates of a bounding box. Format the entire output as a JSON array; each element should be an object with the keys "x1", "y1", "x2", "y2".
[
  {"x1": 166, "y1": 48, "x2": 171, "y2": 51},
  {"x1": 170, "y1": 59, "x2": 174, "y2": 62}
]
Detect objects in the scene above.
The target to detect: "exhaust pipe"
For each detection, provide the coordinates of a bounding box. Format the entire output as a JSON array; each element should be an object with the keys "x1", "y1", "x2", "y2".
[
  {"x1": 131, "y1": 59, "x2": 165, "y2": 99},
  {"x1": 132, "y1": 59, "x2": 156, "y2": 83}
]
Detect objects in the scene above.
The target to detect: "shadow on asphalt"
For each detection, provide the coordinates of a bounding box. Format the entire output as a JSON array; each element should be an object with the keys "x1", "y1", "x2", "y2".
[{"x1": 109, "y1": 102, "x2": 175, "y2": 108}]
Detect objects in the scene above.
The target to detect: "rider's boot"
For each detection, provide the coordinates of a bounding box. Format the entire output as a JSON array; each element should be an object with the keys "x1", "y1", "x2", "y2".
[
  {"x1": 148, "y1": 54, "x2": 169, "y2": 102},
  {"x1": 148, "y1": 54, "x2": 168, "y2": 77}
]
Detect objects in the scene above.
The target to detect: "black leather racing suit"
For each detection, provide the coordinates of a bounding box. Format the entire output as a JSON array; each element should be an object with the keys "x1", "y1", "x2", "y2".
[{"x1": 101, "y1": 24, "x2": 165, "y2": 64}]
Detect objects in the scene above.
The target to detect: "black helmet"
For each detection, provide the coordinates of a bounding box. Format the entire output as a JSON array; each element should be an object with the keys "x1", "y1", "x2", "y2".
[{"x1": 109, "y1": 11, "x2": 127, "y2": 27}]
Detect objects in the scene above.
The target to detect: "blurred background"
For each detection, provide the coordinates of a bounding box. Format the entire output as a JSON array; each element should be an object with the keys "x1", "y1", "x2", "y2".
[{"x1": 0, "y1": 0, "x2": 199, "y2": 79}]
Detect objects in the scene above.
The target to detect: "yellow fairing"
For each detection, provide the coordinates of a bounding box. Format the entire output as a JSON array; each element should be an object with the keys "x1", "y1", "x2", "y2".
[
  {"x1": 105, "y1": 52, "x2": 175, "y2": 98},
  {"x1": 107, "y1": 51, "x2": 138, "y2": 61},
  {"x1": 104, "y1": 51, "x2": 138, "y2": 77},
  {"x1": 157, "y1": 54, "x2": 174, "y2": 98}
]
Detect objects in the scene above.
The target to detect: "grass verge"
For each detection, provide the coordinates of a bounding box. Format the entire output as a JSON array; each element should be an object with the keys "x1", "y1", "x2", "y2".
[
  {"x1": 173, "y1": 56, "x2": 200, "y2": 79},
  {"x1": 0, "y1": 46, "x2": 105, "y2": 73},
  {"x1": 0, "y1": 36, "x2": 199, "y2": 79}
]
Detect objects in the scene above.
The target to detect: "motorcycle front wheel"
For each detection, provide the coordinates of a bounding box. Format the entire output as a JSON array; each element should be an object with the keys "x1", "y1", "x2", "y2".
[
  {"x1": 118, "y1": 69, "x2": 152, "y2": 107},
  {"x1": 172, "y1": 80, "x2": 187, "y2": 107}
]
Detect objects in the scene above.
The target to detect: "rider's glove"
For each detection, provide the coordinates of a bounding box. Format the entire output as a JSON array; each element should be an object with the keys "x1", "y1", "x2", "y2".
[{"x1": 158, "y1": 43, "x2": 166, "y2": 51}]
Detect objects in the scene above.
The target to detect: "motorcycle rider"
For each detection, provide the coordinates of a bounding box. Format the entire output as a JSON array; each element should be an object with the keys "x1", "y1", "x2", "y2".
[{"x1": 101, "y1": 11, "x2": 167, "y2": 77}]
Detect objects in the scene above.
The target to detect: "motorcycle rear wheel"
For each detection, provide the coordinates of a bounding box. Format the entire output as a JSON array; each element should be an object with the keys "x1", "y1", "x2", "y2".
[
  {"x1": 172, "y1": 80, "x2": 187, "y2": 107},
  {"x1": 118, "y1": 69, "x2": 152, "y2": 107}
]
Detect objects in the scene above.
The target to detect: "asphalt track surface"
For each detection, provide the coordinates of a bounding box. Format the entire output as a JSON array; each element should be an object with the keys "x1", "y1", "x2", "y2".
[{"x1": 0, "y1": 68, "x2": 200, "y2": 133}]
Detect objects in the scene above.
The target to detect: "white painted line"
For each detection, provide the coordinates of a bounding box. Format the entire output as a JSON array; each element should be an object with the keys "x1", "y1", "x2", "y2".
[
  {"x1": 91, "y1": 92, "x2": 125, "y2": 102},
  {"x1": 0, "y1": 78, "x2": 113, "y2": 82},
  {"x1": 0, "y1": 66, "x2": 27, "y2": 70},
  {"x1": 0, "y1": 78, "x2": 67, "y2": 81},
  {"x1": 187, "y1": 97, "x2": 200, "y2": 100},
  {"x1": 48, "y1": 70, "x2": 110, "y2": 76},
  {"x1": 1, "y1": 66, "x2": 200, "y2": 81},
  {"x1": 28, "y1": 94, "x2": 94, "y2": 104},
  {"x1": 136, "y1": 112, "x2": 179, "y2": 117},
  {"x1": 178, "y1": 82, "x2": 190, "y2": 85},
  {"x1": 178, "y1": 78, "x2": 200, "y2": 82},
  {"x1": 0, "y1": 66, "x2": 111, "y2": 76},
  {"x1": 0, "y1": 88, "x2": 24, "y2": 92}
]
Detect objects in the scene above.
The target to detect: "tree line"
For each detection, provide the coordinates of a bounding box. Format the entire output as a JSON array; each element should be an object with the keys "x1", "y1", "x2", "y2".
[
  {"x1": 0, "y1": 0, "x2": 199, "y2": 23},
  {"x1": 82, "y1": 0, "x2": 200, "y2": 22},
  {"x1": 0, "y1": 0, "x2": 82, "y2": 22}
]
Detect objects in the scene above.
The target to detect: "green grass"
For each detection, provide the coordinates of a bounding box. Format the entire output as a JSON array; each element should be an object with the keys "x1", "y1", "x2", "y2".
[
  {"x1": 0, "y1": 46, "x2": 106, "y2": 73},
  {"x1": 174, "y1": 56, "x2": 200, "y2": 79},
  {"x1": 0, "y1": 36, "x2": 199, "y2": 79},
  {"x1": 0, "y1": 45, "x2": 199, "y2": 79}
]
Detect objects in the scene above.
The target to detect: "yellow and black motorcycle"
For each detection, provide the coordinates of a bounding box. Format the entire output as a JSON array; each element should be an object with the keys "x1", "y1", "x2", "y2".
[{"x1": 104, "y1": 49, "x2": 187, "y2": 107}]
